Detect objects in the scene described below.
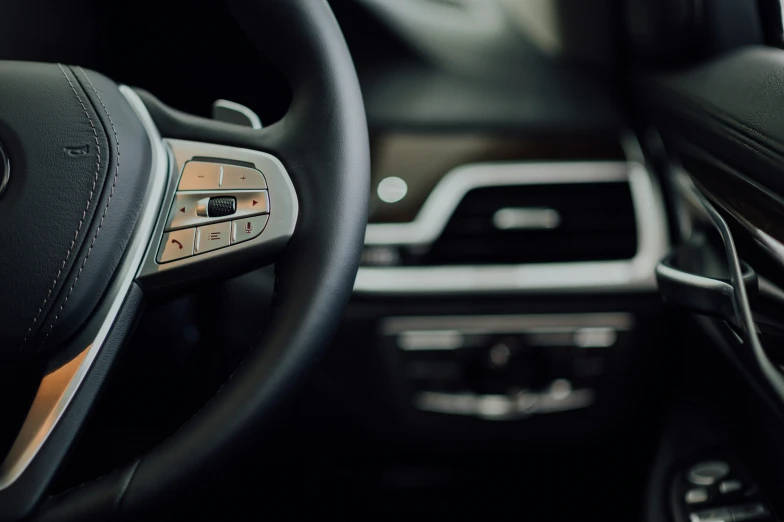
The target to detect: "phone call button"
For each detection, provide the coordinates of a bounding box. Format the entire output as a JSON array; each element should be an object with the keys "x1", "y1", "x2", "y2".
[{"x1": 157, "y1": 228, "x2": 196, "y2": 264}]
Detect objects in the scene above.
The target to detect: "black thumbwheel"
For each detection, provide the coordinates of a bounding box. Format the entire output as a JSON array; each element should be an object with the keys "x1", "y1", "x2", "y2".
[{"x1": 208, "y1": 196, "x2": 237, "y2": 217}]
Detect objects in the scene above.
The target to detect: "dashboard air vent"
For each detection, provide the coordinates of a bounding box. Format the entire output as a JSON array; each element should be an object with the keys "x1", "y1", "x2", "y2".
[{"x1": 413, "y1": 182, "x2": 637, "y2": 265}]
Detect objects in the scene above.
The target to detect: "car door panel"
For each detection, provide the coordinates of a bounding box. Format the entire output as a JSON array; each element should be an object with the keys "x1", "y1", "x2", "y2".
[{"x1": 634, "y1": 36, "x2": 784, "y2": 522}]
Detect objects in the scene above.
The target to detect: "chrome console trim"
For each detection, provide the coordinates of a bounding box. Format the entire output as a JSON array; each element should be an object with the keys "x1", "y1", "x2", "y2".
[
  {"x1": 355, "y1": 160, "x2": 669, "y2": 294},
  {"x1": 413, "y1": 387, "x2": 597, "y2": 421},
  {"x1": 386, "y1": 312, "x2": 634, "y2": 351},
  {"x1": 0, "y1": 86, "x2": 169, "y2": 490},
  {"x1": 382, "y1": 312, "x2": 635, "y2": 335},
  {"x1": 385, "y1": 313, "x2": 634, "y2": 420}
]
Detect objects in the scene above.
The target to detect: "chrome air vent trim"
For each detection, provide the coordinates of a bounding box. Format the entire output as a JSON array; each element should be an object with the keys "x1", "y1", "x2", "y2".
[{"x1": 355, "y1": 160, "x2": 668, "y2": 294}]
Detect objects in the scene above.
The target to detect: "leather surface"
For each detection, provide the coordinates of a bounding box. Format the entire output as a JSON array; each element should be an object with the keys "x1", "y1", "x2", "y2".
[
  {"x1": 638, "y1": 46, "x2": 784, "y2": 198},
  {"x1": 0, "y1": 63, "x2": 151, "y2": 358},
  {"x1": 33, "y1": 0, "x2": 369, "y2": 520}
]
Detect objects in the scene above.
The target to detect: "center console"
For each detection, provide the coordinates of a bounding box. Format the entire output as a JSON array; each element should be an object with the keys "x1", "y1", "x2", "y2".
[
  {"x1": 320, "y1": 131, "x2": 673, "y2": 443},
  {"x1": 382, "y1": 312, "x2": 631, "y2": 420}
]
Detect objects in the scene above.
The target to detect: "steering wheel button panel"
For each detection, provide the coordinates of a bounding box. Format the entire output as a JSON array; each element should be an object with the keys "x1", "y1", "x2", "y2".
[
  {"x1": 139, "y1": 140, "x2": 298, "y2": 286},
  {"x1": 157, "y1": 228, "x2": 195, "y2": 263},
  {"x1": 165, "y1": 190, "x2": 269, "y2": 230},
  {"x1": 195, "y1": 222, "x2": 231, "y2": 254},
  {"x1": 232, "y1": 215, "x2": 269, "y2": 244}
]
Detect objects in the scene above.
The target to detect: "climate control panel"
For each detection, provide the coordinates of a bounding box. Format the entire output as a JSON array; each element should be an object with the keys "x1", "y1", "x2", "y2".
[{"x1": 381, "y1": 313, "x2": 633, "y2": 421}]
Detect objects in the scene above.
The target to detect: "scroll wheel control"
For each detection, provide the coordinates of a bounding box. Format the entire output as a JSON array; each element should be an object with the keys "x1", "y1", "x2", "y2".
[{"x1": 208, "y1": 196, "x2": 236, "y2": 217}]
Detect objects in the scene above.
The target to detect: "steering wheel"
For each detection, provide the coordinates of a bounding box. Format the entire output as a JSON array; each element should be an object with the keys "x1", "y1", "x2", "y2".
[{"x1": 0, "y1": 1, "x2": 369, "y2": 520}]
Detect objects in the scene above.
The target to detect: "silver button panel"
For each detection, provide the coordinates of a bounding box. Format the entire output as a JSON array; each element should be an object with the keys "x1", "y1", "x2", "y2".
[
  {"x1": 156, "y1": 157, "x2": 275, "y2": 264},
  {"x1": 139, "y1": 140, "x2": 298, "y2": 279}
]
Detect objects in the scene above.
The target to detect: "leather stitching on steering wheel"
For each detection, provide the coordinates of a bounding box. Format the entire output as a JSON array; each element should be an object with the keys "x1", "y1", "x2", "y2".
[
  {"x1": 38, "y1": 66, "x2": 123, "y2": 351},
  {"x1": 18, "y1": 64, "x2": 103, "y2": 357}
]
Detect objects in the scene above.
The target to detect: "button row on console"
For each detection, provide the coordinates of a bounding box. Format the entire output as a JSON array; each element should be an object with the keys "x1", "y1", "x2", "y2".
[{"x1": 157, "y1": 215, "x2": 269, "y2": 263}]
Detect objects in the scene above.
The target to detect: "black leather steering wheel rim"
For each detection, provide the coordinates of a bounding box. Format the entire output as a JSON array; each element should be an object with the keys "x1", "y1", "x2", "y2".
[{"x1": 30, "y1": 1, "x2": 369, "y2": 519}]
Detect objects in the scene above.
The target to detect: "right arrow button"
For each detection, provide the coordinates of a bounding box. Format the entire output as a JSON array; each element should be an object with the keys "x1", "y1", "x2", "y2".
[{"x1": 236, "y1": 190, "x2": 269, "y2": 215}]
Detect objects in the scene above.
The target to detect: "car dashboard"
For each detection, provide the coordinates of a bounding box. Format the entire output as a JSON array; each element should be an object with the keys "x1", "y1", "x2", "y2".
[{"x1": 0, "y1": 0, "x2": 728, "y2": 518}]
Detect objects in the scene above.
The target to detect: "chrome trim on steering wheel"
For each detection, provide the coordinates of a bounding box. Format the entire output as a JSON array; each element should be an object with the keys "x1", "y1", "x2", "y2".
[
  {"x1": 0, "y1": 86, "x2": 169, "y2": 490},
  {"x1": 0, "y1": 141, "x2": 9, "y2": 199}
]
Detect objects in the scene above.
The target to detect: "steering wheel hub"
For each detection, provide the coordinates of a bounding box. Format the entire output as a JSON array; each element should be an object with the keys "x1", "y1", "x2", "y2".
[{"x1": 0, "y1": 63, "x2": 152, "y2": 358}]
